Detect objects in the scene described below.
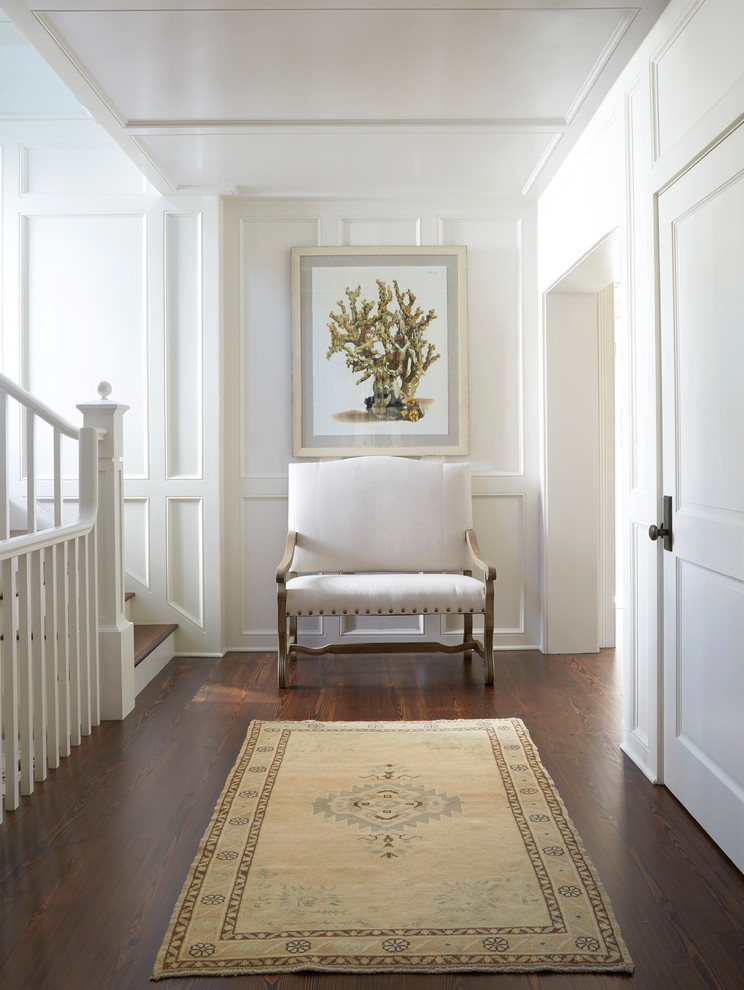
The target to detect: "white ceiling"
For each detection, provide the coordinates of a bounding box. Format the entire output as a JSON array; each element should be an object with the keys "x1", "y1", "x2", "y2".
[{"x1": 4, "y1": 1, "x2": 670, "y2": 199}]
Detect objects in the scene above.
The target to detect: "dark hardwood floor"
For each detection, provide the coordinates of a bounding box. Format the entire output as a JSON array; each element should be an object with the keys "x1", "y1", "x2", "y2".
[{"x1": 1, "y1": 649, "x2": 743, "y2": 989}]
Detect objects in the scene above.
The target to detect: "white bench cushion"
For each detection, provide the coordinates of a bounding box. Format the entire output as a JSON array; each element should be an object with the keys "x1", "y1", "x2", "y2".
[{"x1": 286, "y1": 572, "x2": 485, "y2": 616}]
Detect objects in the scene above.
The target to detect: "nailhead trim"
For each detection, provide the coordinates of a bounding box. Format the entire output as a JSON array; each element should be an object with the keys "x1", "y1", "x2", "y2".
[
  {"x1": 289, "y1": 605, "x2": 486, "y2": 616},
  {"x1": 288, "y1": 609, "x2": 485, "y2": 615}
]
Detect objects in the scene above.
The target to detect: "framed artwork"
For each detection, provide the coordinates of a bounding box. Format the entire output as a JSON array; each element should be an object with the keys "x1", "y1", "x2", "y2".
[{"x1": 291, "y1": 245, "x2": 469, "y2": 456}]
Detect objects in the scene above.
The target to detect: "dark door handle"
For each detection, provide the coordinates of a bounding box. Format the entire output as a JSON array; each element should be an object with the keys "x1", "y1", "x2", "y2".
[
  {"x1": 648, "y1": 523, "x2": 670, "y2": 541},
  {"x1": 649, "y1": 495, "x2": 673, "y2": 551}
]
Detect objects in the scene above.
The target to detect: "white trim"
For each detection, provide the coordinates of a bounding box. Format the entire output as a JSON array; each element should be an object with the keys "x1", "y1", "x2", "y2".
[{"x1": 597, "y1": 283, "x2": 616, "y2": 648}]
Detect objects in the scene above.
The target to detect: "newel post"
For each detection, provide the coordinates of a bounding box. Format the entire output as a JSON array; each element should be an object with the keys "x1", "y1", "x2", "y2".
[{"x1": 77, "y1": 383, "x2": 135, "y2": 720}]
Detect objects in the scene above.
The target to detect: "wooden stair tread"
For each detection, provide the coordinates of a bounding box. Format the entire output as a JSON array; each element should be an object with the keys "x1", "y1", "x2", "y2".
[{"x1": 134, "y1": 623, "x2": 177, "y2": 667}]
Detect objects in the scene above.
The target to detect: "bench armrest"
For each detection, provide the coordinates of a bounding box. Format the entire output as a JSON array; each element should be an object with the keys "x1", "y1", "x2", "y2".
[
  {"x1": 466, "y1": 529, "x2": 497, "y2": 582},
  {"x1": 276, "y1": 530, "x2": 298, "y2": 583}
]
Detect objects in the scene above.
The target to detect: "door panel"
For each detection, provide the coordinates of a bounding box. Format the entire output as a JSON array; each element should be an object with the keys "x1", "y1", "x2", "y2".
[
  {"x1": 659, "y1": 123, "x2": 744, "y2": 873},
  {"x1": 677, "y1": 561, "x2": 744, "y2": 792}
]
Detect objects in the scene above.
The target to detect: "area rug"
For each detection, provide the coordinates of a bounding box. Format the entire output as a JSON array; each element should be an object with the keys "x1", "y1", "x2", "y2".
[{"x1": 153, "y1": 719, "x2": 633, "y2": 978}]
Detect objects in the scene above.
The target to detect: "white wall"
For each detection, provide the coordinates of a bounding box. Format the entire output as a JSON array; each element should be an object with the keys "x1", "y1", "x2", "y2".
[
  {"x1": 543, "y1": 293, "x2": 600, "y2": 653},
  {"x1": 0, "y1": 109, "x2": 222, "y2": 654},
  {"x1": 221, "y1": 199, "x2": 542, "y2": 655},
  {"x1": 538, "y1": 0, "x2": 744, "y2": 779}
]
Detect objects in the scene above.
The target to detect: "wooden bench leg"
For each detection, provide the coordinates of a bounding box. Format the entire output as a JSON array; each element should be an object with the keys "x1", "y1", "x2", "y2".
[
  {"x1": 483, "y1": 624, "x2": 494, "y2": 684},
  {"x1": 463, "y1": 612, "x2": 473, "y2": 662},
  {"x1": 278, "y1": 635, "x2": 288, "y2": 689},
  {"x1": 289, "y1": 615, "x2": 297, "y2": 659},
  {"x1": 277, "y1": 597, "x2": 289, "y2": 689},
  {"x1": 484, "y1": 587, "x2": 495, "y2": 685}
]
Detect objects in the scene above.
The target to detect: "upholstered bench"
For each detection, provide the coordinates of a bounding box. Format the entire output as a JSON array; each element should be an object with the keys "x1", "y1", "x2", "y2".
[{"x1": 276, "y1": 456, "x2": 496, "y2": 688}]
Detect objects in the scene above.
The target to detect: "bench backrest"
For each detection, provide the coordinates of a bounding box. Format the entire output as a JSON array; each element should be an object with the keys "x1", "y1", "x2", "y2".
[{"x1": 288, "y1": 456, "x2": 473, "y2": 573}]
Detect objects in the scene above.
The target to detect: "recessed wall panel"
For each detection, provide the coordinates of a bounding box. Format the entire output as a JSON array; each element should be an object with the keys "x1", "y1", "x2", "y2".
[
  {"x1": 439, "y1": 217, "x2": 522, "y2": 474},
  {"x1": 166, "y1": 496, "x2": 204, "y2": 628},
  {"x1": 239, "y1": 217, "x2": 319, "y2": 477},
  {"x1": 439, "y1": 613, "x2": 481, "y2": 636},
  {"x1": 165, "y1": 212, "x2": 202, "y2": 479},
  {"x1": 678, "y1": 560, "x2": 744, "y2": 791},
  {"x1": 239, "y1": 495, "x2": 289, "y2": 636},
  {"x1": 674, "y1": 174, "x2": 744, "y2": 516},
  {"x1": 342, "y1": 614, "x2": 424, "y2": 636},
  {"x1": 24, "y1": 215, "x2": 148, "y2": 478},
  {"x1": 21, "y1": 144, "x2": 146, "y2": 195},
  {"x1": 653, "y1": 0, "x2": 744, "y2": 159},
  {"x1": 123, "y1": 496, "x2": 150, "y2": 589},
  {"x1": 473, "y1": 493, "x2": 524, "y2": 634},
  {"x1": 338, "y1": 217, "x2": 421, "y2": 246},
  {"x1": 298, "y1": 616, "x2": 323, "y2": 636}
]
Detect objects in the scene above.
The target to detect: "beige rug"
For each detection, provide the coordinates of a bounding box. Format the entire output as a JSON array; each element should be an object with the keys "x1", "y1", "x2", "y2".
[{"x1": 153, "y1": 719, "x2": 633, "y2": 978}]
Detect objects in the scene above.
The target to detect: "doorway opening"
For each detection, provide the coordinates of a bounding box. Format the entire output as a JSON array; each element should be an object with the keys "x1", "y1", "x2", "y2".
[{"x1": 542, "y1": 230, "x2": 622, "y2": 654}]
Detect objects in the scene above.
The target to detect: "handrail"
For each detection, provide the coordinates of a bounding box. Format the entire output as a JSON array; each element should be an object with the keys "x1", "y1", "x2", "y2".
[
  {"x1": 0, "y1": 370, "x2": 79, "y2": 440},
  {"x1": 0, "y1": 427, "x2": 99, "y2": 560}
]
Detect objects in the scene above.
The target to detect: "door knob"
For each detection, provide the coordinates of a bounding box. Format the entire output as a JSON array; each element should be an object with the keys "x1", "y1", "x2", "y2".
[
  {"x1": 648, "y1": 523, "x2": 669, "y2": 540},
  {"x1": 649, "y1": 495, "x2": 673, "y2": 551}
]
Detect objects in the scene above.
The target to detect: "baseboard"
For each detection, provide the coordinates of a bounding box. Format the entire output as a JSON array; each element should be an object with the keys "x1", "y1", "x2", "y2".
[
  {"x1": 620, "y1": 742, "x2": 661, "y2": 785},
  {"x1": 225, "y1": 642, "x2": 542, "y2": 653},
  {"x1": 173, "y1": 652, "x2": 224, "y2": 658}
]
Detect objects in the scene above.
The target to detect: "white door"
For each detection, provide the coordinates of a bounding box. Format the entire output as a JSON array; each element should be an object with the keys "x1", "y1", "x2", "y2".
[{"x1": 658, "y1": 123, "x2": 744, "y2": 874}]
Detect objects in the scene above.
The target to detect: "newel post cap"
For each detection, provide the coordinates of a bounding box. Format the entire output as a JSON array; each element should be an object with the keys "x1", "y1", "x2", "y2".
[{"x1": 77, "y1": 382, "x2": 130, "y2": 459}]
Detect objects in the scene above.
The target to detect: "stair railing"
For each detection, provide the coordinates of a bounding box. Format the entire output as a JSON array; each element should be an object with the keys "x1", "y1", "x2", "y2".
[{"x1": 0, "y1": 376, "x2": 133, "y2": 822}]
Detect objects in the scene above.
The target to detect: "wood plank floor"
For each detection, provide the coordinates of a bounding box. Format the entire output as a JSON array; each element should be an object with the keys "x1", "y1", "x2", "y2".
[{"x1": 1, "y1": 650, "x2": 743, "y2": 989}]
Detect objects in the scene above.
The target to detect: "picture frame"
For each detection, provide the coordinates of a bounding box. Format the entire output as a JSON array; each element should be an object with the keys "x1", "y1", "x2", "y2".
[{"x1": 291, "y1": 245, "x2": 469, "y2": 457}]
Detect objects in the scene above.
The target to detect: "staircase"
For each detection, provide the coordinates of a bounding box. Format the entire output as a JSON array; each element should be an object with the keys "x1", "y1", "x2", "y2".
[
  {"x1": 0, "y1": 376, "x2": 177, "y2": 822},
  {"x1": 125, "y1": 593, "x2": 177, "y2": 696}
]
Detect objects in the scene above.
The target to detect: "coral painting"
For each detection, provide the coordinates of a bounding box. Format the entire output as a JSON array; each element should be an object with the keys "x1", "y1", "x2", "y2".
[{"x1": 326, "y1": 279, "x2": 440, "y2": 422}]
